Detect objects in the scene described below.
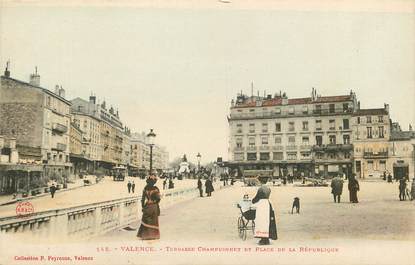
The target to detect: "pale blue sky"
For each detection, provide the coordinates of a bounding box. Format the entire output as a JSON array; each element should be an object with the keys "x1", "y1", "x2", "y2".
[{"x1": 1, "y1": 5, "x2": 414, "y2": 163}]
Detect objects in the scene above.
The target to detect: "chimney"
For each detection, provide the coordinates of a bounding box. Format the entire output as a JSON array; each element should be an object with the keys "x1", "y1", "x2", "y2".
[
  {"x1": 59, "y1": 86, "x2": 65, "y2": 98},
  {"x1": 384, "y1": 103, "x2": 389, "y2": 114},
  {"x1": 89, "y1": 94, "x2": 96, "y2": 104},
  {"x1": 54, "y1": 85, "x2": 60, "y2": 95},
  {"x1": 4, "y1": 61, "x2": 10, "y2": 78},
  {"x1": 29, "y1": 66, "x2": 40, "y2": 86}
]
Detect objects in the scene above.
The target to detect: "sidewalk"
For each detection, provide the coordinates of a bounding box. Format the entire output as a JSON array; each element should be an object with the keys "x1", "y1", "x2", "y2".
[{"x1": 0, "y1": 176, "x2": 99, "y2": 206}]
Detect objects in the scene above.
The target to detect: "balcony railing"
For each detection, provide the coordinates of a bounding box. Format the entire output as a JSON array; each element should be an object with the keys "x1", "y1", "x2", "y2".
[
  {"x1": 52, "y1": 123, "x2": 68, "y2": 134},
  {"x1": 286, "y1": 145, "x2": 297, "y2": 150},
  {"x1": 259, "y1": 146, "x2": 270, "y2": 151},
  {"x1": 233, "y1": 147, "x2": 245, "y2": 152},
  {"x1": 246, "y1": 146, "x2": 257, "y2": 151},
  {"x1": 272, "y1": 145, "x2": 284, "y2": 151},
  {"x1": 312, "y1": 144, "x2": 353, "y2": 151},
  {"x1": 363, "y1": 151, "x2": 388, "y2": 158}
]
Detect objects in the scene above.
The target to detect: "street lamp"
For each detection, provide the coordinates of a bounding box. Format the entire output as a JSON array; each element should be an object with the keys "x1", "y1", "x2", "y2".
[
  {"x1": 147, "y1": 129, "x2": 156, "y2": 175},
  {"x1": 196, "y1": 152, "x2": 201, "y2": 174}
]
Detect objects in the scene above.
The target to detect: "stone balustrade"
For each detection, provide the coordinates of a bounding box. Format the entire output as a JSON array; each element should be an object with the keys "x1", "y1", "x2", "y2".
[{"x1": 0, "y1": 182, "x2": 225, "y2": 240}]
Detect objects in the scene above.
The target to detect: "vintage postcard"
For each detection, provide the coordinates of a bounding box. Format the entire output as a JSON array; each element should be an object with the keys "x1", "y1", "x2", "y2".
[{"x1": 0, "y1": 1, "x2": 414, "y2": 264}]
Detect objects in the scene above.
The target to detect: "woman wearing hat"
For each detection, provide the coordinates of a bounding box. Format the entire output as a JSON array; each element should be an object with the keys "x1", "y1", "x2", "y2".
[
  {"x1": 137, "y1": 175, "x2": 161, "y2": 240},
  {"x1": 252, "y1": 176, "x2": 278, "y2": 245}
]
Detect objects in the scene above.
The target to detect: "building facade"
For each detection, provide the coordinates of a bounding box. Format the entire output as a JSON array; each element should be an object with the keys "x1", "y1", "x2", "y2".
[
  {"x1": 1, "y1": 68, "x2": 72, "y2": 181},
  {"x1": 228, "y1": 88, "x2": 358, "y2": 178},
  {"x1": 352, "y1": 106, "x2": 391, "y2": 178}
]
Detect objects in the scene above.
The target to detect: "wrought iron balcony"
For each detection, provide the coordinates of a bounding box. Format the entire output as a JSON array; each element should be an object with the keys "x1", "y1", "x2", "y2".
[
  {"x1": 363, "y1": 151, "x2": 388, "y2": 158},
  {"x1": 52, "y1": 123, "x2": 68, "y2": 134}
]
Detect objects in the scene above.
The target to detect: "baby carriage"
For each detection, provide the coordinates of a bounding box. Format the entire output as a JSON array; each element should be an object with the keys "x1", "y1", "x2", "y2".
[{"x1": 236, "y1": 195, "x2": 256, "y2": 240}]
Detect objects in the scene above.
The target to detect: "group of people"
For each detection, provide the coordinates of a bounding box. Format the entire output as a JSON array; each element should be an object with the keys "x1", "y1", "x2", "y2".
[
  {"x1": 162, "y1": 178, "x2": 175, "y2": 190},
  {"x1": 197, "y1": 177, "x2": 215, "y2": 197},
  {"x1": 127, "y1": 181, "x2": 136, "y2": 193},
  {"x1": 398, "y1": 177, "x2": 415, "y2": 201},
  {"x1": 330, "y1": 174, "x2": 361, "y2": 203}
]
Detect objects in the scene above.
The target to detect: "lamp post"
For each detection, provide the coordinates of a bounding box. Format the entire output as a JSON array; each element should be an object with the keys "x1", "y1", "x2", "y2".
[
  {"x1": 147, "y1": 129, "x2": 156, "y2": 175},
  {"x1": 196, "y1": 152, "x2": 201, "y2": 175}
]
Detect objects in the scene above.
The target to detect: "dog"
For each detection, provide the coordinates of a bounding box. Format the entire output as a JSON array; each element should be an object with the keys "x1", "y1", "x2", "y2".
[{"x1": 291, "y1": 197, "x2": 300, "y2": 214}]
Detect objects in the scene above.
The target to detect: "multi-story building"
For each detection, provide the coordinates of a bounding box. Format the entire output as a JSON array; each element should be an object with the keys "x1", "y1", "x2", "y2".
[
  {"x1": 388, "y1": 127, "x2": 415, "y2": 179},
  {"x1": 352, "y1": 105, "x2": 391, "y2": 178},
  {"x1": 0, "y1": 67, "x2": 72, "y2": 181},
  {"x1": 227, "y1": 88, "x2": 358, "y2": 178}
]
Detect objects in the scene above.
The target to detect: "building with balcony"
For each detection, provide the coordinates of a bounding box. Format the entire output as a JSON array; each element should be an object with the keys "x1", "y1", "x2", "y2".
[
  {"x1": 0, "y1": 67, "x2": 71, "y2": 181},
  {"x1": 227, "y1": 87, "x2": 358, "y2": 178},
  {"x1": 388, "y1": 128, "x2": 415, "y2": 180},
  {"x1": 352, "y1": 106, "x2": 391, "y2": 178}
]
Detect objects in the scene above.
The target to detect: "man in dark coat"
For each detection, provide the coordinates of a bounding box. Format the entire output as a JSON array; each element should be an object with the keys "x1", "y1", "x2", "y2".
[
  {"x1": 50, "y1": 183, "x2": 57, "y2": 198},
  {"x1": 348, "y1": 174, "x2": 360, "y2": 203},
  {"x1": 131, "y1": 181, "x2": 136, "y2": 193},
  {"x1": 205, "y1": 178, "x2": 214, "y2": 196},
  {"x1": 168, "y1": 178, "x2": 174, "y2": 189},
  {"x1": 127, "y1": 181, "x2": 132, "y2": 193},
  {"x1": 197, "y1": 177, "x2": 203, "y2": 197},
  {"x1": 387, "y1": 173, "x2": 393, "y2": 183},
  {"x1": 331, "y1": 175, "x2": 344, "y2": 203}
]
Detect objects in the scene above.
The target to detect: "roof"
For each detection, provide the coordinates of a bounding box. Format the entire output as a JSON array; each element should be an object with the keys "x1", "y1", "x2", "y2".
[
  {"x1": 353, "y1": 108, "x2": 388, "y2": 116},
  {"x1": 1, "y1": 75, "x2": 72, "y2": 105},
  {"x1": 390, "y1": 131, "x2": 415, "y2": 141},
  {"x1": 233, "y1": 94, "x2": 353, "y2": 108}
]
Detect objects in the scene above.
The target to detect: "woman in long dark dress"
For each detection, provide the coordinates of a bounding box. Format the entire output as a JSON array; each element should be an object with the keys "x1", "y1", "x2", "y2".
[
  {"x1": 348, "y1": 174, "x2": 360, "y2": 203},
  {"x1": 137, "y1": 175, "x2": 161, "y2": 240}
]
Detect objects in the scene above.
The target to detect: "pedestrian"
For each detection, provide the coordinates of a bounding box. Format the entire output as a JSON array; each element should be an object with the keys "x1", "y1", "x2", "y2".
[
  {"x1": 137, "y1": 175, "x2": 161, "y2": 240},
  {"x1": 132, "y1": 181, "x2": 135, "y2": 193},
  {"x1": 163, "y1": 178, "x2": 167, "y2": 190},
  {"x1": 252, "y1": 176, "x2": 277, "y2": 245},
  {"x1": 387, "y1": 173, "x2": 393, "y2": 183},
  {"x1": 197, "y1": 177, "x2": 203, "y2": 197},
  {"x1": 348, "y1": 174, "x2": 360, "y2": 203},
  {"x1": 205, "y1": 177, "x2": 214, "y2": 197},
  {"x1": 127, "y1": 181, "x2": 132, "y2": 193},
  {"x1": 411, "y1": 177, "x2": 415, "y2": 201},
  {"x1": 383, "y1": 171, "x2": 387, "y2": 181},
  {"x1": 331, "y1": 174, "x2": 344, "y2": 203},
  {"x1": 399, "y1": 178, "x2": 407, "y2": 201},
  {"x1": 50, "y1": 183, "x2": 57, "y2": 198},
  {"x1": 282, "y1": 176, "x2": 287, "y2": 185},
  {"x1": 168, "y1": 178, "x2": 174, "y2": 189}
]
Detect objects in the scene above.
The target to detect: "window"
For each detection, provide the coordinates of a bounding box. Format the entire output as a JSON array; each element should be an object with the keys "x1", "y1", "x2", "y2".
[
  {"x1": 273, "y1": 152, "x2": 283, "y2": 160},
  {"x1": 275, "y1": 123, "x2": 281, "y2": 132},
  {"x1": 315, "y1": 105, "x2": 322, "y2": 114},
  {"x1": 367, "y1": 161, "x2": 374, "y2": 170},
  {"x1": 302, "y1": 121, "x2": 308, "y2": 131},
  {"x1": 316, "y1": 135, "x2": 323, "y2": 146},
  {"x1": 247, "y1": 153, "x2": 257, "y2": 161},
  {"x1": 379, "y1": 126, "x2": 384, "y2": 138},
  {"x1": 289, "y1": 122, "x2": 295, "y2": 131},
  {"x1": 261, "y1": 137, "x2": 268, "y2": 145},
  {"x1": 343, "y1": 119, "x2": 349, "y2": 130},
  {"x1": 275, "y1": 137, "x2": 282, "y2": 144},
  {"x1": 274, "y1": 108, "x2": 281, "y2": 114},
  {"x1": 302, "y1": 106, "x2": 308, "y2": 114},
  {"x1": 236, "y1": 124, "x2": 243, "y2": 133},
  {"x1": 329, "y1": 135, "x2": 336, "y2": 144},
  {"x1": 260, "y1": 152, "x2": 270, "y2": 161},
  {"x1": 236, "y1": 138, "x2": 243, "y2": 148},
  {"x1": 83, "y1": 120, "x2": 87, "y2": 129},
  {"x1": 249, "y1": 109, "x2": 255, "y2": 112},
  {"x1": 301, "y1": 152, "x2": 311, "y2": 159},
  {"x1": 367, "y1": 127, "x2": 373, "y2": 138},
  {"x1": 234, "y1": 153, "x2": 244, "y2": 161},
  {"x1": 248, "y1": 137, "x2": 255, "y2": 146},
  {"x1": 289, "y1": 107, "x2": 295, "y2": 114},
  {"x1": 249, "y1": 123, "x2": 255, "y2": 133},
  {"x1": 302, "y1": 136, "x2": 309, "y2": 144},
  {"x1": 329, "y1": 120, "x2": 335, "y2": 130},
  {"x1": 343, "y1": 135, "x2": 350, "y2": 144},
  {"x1": 344, "y1": 152, "x2": 351, "y2": 159},
  {"x1": 329, "y1": 104, "x2": 335, "y2": 113},
  {"x1": 380, "y1": 160, "x2": 386, "y2": 170},
  {"x1": 316, "y1": 120, "x2": 322, "y2": 130},
  {"x1": 357, "y1": 117, "x2": 361, "y2": 124},
  {"x1": 288, "y1": 136, "x2": 296, "y2": 144},
  {"x1": 378, "y1": 116, "x2": 384, "y2": 123},
  {"x1": 287, "y1": 152, "x2": 297, "y2": 160},
  {"x1": 367, "y1": 116, "x2": 372, "y2": 123},
  {"x1": 343, "y1": 103, "x2": 349, "y2": 112},
  {"x1": 262, "y1": 123, "x2": 268, "y2": 133}
]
